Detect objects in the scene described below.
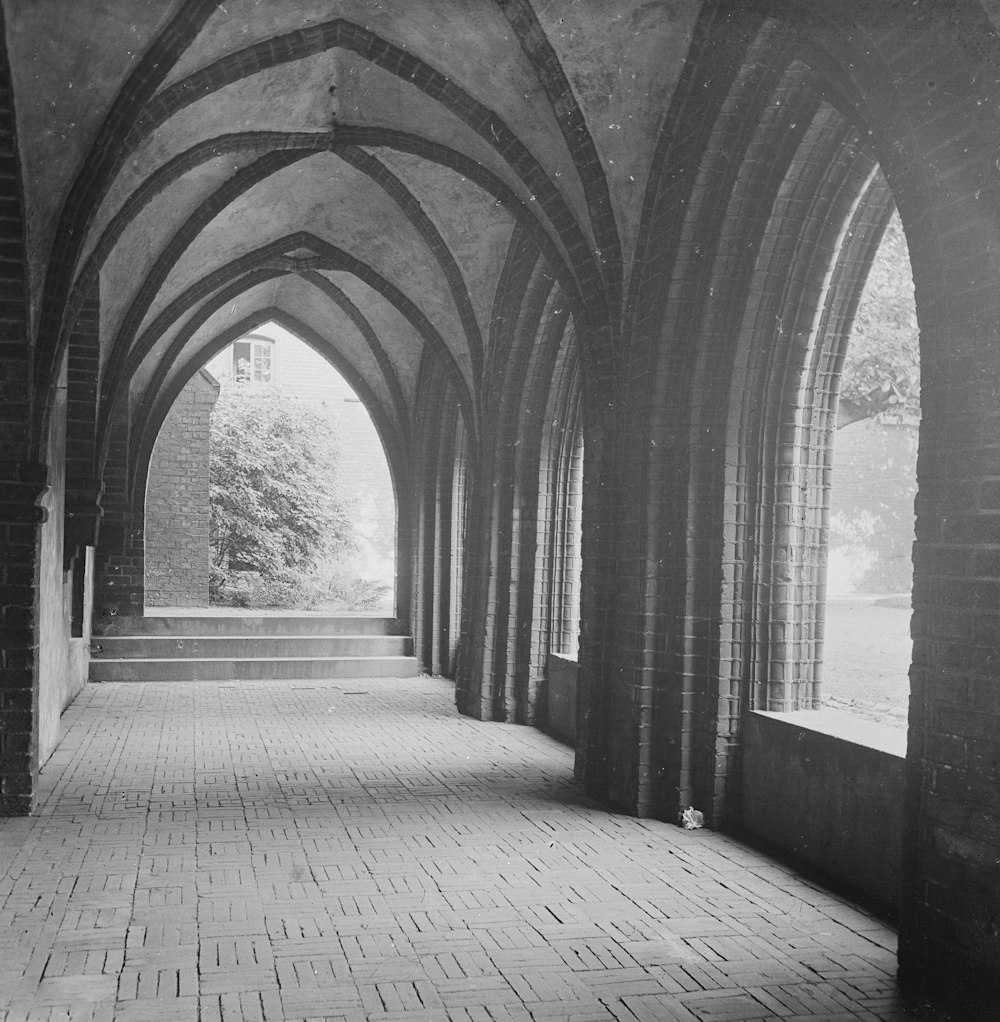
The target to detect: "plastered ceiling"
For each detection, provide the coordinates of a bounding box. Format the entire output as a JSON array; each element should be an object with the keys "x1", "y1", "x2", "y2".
[{"x1": 6, "y1": 0, "x2": 702, "y2": 457}]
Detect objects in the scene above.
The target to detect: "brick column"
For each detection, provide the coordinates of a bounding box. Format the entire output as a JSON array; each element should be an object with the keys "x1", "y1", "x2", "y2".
[
  {"x1": 93, "y1": 400, "x2": 143, "y2": 633},
  {"x1": 576, "y1": 404, "x2": 638, "y2": 806},
  {"x1": 0, "y1": 462, "x2": 48, "y2": 815},
  {"x1": 63, "y1": 284, "x2": 103, "y2": 571},
  {"x1": 897, "y1": 234, "x2": 1000, "y2": 996}
]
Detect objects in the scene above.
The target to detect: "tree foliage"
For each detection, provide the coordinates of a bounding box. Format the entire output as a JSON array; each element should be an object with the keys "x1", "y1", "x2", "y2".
[
  {"x1": 839, "y1": 211, "x2": 920, "y2": 425},
  {"x1": 830, "y1": 212, "x2": 920, "y2": 593},
  {"x1": 209, "y1": 383, "x2": 354, "y2": 593}
]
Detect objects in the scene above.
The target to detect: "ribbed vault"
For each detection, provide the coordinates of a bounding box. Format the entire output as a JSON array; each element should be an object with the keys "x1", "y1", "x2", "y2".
[{"x1": 9, "y1": 1, "x2": 698, "y2": 469}]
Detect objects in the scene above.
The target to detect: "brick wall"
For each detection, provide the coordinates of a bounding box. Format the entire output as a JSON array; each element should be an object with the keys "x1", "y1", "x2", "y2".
[
  {"x1": 36, "y1": 351, "x2": 88, "y2": 764},
  {"x1": 93, "y1": 395, "x2": 143, "y2": 626},
  {"x1": 0, "y1": 20, "x2": 39, "y2": 816},
  {"x1": 433, "y1": 1, "x2": 1000, "y2": 995},
  {"x1": 144, "y1": 370, "x2": 218, "y2": 607}
]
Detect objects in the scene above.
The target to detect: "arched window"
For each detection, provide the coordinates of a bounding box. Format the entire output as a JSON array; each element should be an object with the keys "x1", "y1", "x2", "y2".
[
  {"x1": 448, "y1": 416, "x2": 467, "y2": 669},
  {"x1": 824, "y1": 211, "x2": 917, "y2": 730},
  {"x1": 551, "y1": 421, "x2": 583, "y2": 658}
]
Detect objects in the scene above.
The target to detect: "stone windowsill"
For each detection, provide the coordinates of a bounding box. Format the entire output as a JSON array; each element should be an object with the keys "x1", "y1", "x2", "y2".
[{"x1": 753, "y1": 707, "x2": 906, "y2": 758}]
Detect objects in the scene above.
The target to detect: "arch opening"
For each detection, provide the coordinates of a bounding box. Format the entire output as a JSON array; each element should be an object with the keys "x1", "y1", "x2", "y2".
[
  {"x1": 713, "y1": 90, "x2": 917, "y2": 733},
  {"x1": 739, "y1": 191, "x2": 919, "y2": 734},
  {"x1": 536, "y1": 317, "x2": 583, "y2": 743},
  {"x1": 144, "y1": 320, "x2": 396, "y2": 614},
  {"x1": 822, "y1": 209, "x2": 917, "y2": 729}
]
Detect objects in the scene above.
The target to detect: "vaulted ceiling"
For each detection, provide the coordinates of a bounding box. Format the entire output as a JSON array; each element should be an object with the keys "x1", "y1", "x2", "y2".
[{"x1": 6, "y1": 0, "x2": 701, "y2": 463}]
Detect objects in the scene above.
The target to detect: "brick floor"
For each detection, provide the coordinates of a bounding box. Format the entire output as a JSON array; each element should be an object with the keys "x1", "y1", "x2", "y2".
[{"x1": 0, "y1": 676, "x2": 923, "y2": 1021}]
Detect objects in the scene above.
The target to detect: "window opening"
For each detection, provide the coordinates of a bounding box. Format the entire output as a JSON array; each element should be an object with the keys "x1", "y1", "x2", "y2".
[
  {"x1": 552, "y1": 423, "x2": 583, "y2": 658},
  {"x1": 824, "y1": 210, "x2": 917, "y2": 729},
  {"x1": 232, "y1": 335, "x2": 274, "y2": 383},
  {"x1": 449, "y1": 418, "x2": 467, "y2": 665}
]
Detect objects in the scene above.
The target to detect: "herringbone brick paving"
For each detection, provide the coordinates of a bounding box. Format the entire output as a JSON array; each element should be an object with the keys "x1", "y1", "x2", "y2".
[{"x1": 0, "y1": 676, "x2": 918, "y2": 1021}]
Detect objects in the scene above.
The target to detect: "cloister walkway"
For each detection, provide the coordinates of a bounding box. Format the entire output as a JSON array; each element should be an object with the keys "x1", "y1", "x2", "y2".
[{"x1": 1, "y1": 675, "x2": 917, "y2": 1022}]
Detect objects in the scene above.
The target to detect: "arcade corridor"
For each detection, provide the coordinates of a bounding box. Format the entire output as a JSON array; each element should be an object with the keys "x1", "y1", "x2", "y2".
[
  {"x1": 1, "y1": 676, "x2": 904, "y2": 1021},
  {"x1": 3, "y1": 1, "x2": 1000, "y2": 1010}
]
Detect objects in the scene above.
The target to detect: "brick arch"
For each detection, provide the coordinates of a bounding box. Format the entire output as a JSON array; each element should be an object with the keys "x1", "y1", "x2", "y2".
[
  {"x1": 129, "y1": 268, "x2": 411, "y2": 483},
  {"x1": 484, "y1": 223, "x2": 541, "y2": 406},
  {"x1": 588, "y1": 19, "x2": 847, "y2": 821},
  {"x1": 100, "y1": 147, "x2": 326, "y2": 407},
  {"x1": 64, "y1": 123, "x2": 608, "y2": 444},
  {"x1": 611, "y1": 42, "x2": 827, "y2": 809},
  {"x1": 116, "y1": 235, "x2": 471, "y2": 421},
  {"x1": 98, "y1": 232, "x2": 474, "y2": 455},
  {"x1": 589, "y1": 1, "x2": 998, "y2": 823},
  {"x1": 84, "y1": 138, "x2": 485, "y2": 426},
  {"x1": 603, "y1": 0, "x2": 1000, "y2": 993},
  {"x1": 94, "y1": 255, "x2": 419, "y2": 622},
  {"x1": 641, "y1": 3, "x2": 1000, "y2": 832},
  {"x1": 724, "y1": 38, "x2": 1000, "y2": 998},
  {"x1": 128, "y1": 308, "x2": 414, "y2": 624},
  {"x1": 31, "y1": 0, "x2": 218, "y2": 442},
  {"x1": 685, "y1": 115, "x2": 888, "y2": 822},
  {"x1": 130, "y1": 307, "x2": 409, "y2": 518},
  {"x1": 63, "y1": 131, "x2": 337, "y2": 335},
  {"x1": 334, "y1": 144, "x2": 485, "y2": 385},
  {"x1": 719, "y1": 156, "x2": 892, "y2": 712},
  {"x1": 68, "y1": 126, "x2": 584, "y2": 365},
  {"x1": 821, "y1": 9, "x2": 1000, "y2": 995},
  {"x1": 129, "y1": 18, "x2": 608, "y2": 329},
  {"x1": 495, "y1": 0, "x2": 622, "y2": 313}
]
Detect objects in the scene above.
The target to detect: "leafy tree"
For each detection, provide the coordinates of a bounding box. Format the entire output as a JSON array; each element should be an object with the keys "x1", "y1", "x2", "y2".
[
  {"x1": 839, "y1": 211, "x2": 920, "y2": 427},
  {"x1": 209, "y1": 383, "x2": 354, "y2": 601}
]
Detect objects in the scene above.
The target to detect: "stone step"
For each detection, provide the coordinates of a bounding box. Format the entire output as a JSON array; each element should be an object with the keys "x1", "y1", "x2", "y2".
[
  {"x1": 100, "y1": 613, "x2": 404, "y2": 637},
  {"x1": 93, "y1": 634, "x2": 413, "y2": 660},
  {"x1": 90, "y1": 655, "x2": 421, "y2": 683}
]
